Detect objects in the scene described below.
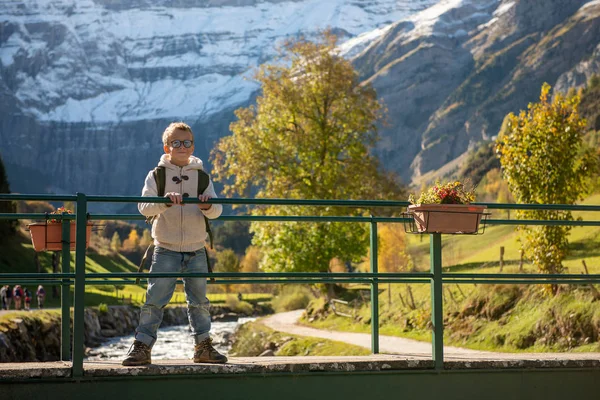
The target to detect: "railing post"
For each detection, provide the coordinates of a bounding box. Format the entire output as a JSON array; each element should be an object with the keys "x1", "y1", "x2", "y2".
[
  {"x1": 72, "y1": 193, "x2": 87, "y2": 378},
  {"x1": 430, "y1": 233, "x2": 444, "y2": 369},
  {"x1": 370, "y1": 218, "x2": 379, "y2": 354},
  {"x1": 60, "y1": 218, "x2": 71, "y2": 361}
]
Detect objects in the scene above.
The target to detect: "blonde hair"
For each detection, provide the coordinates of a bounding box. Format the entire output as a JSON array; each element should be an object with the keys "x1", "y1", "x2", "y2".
[{"x1": 162, "y1": 122, "x2": 194, "y2": 145}]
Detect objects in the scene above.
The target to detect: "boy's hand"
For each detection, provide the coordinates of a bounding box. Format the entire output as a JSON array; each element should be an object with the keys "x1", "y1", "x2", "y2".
[
  {"x1": 165, "y1": 192, "x2": 183, "y2": 206},
  {"x1": 198, "y1": 194, "x2": 212, "y2": 210}
]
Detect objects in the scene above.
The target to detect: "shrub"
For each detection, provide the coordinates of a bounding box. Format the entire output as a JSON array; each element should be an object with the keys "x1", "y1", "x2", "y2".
[
  {"x1": 225, "y1": 296, "x2": 254, "y2": 315},
  {"x1": 271, "y1": 285, "x2": 313, "y2": 312}
]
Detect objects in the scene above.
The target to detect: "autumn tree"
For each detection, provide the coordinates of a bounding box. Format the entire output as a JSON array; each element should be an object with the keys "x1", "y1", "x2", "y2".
[
  {"x1": 240, "y1": 246, "x2": 267, "y2": 293},
  {"x1": 377, "y1": 224, "x2": 412, "y2": 274},
  {"x1": 123, "y1": 228, "x2": 140, "y2": 250},
  {"x1": 212, "y1": 31, "x2": 402, "y2": 278},
  {"x1": 496, "y1": 83, "x2": 597, "y2": 274},
  {"x1": 139, "y1": 229, "x2": 153, "y2": 248}
]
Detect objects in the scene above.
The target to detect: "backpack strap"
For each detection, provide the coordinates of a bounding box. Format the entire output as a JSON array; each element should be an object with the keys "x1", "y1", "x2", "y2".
[
  {"x1": 197, "y1": 170, "x2": 214, "y2": 250},
  {"x1": 135, "y1": 243, "x2": 155, "y2": 285},
  {"x1": 153, "y1": 166, "x2": 166, "y2": 197},
  {"x1": 197, "y1": 169, "x2": 215, "y2": 282},
  {"x1": 138, "y1": 167, "x2": 165, "y2": 284}
]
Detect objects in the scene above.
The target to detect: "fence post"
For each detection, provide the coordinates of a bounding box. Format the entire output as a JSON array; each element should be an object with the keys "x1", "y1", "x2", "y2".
[
  {"x1": 60, "y1": 219, "x2": 71, "y2": 361},
  {"x1": 370, "y1": 218, "x2": 379, "y2": 354},
  {"x1": 72, "y1": 193, "x2": 87, "y2": 378},
  {"x1": 430, "y1": 233, "x2": 444, "y2": 369}
]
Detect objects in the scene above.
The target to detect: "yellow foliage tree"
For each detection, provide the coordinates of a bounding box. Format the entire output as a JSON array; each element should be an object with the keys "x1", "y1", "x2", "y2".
[
  {"x1": 123, "y1": 228, "x2": 140, "y2": 250},
  {"x1": 139, "y1": 229, "x2": 153, "y2": 248},
  {"x1": 240, "y1": 246, "x2": 266, "y2": 293},
  {"x1": 377, "y1": 224, "x2": 412, "y2": 273},
  {"x1": 496, "y1": 83, "x2": 597, "y2": 274}
]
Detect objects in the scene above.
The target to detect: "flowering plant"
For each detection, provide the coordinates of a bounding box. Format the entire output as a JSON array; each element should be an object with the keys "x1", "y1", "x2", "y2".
[
  {"x1": 48, "y1": 207, "x2": 73, "y2": 223},
  {"x1": 408, "y1": 180, "x2": 476, "y2": 205}
]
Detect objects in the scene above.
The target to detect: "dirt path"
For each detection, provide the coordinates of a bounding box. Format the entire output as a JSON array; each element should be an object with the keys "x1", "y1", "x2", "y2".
[{"x1": 262, "y1": 310, "x2": 600, "y2": 360}]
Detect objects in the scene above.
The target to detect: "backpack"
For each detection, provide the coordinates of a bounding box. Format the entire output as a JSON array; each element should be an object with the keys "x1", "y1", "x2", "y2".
[{"x1": 136, "y1": 166, "x2": 215, "y2": 284}]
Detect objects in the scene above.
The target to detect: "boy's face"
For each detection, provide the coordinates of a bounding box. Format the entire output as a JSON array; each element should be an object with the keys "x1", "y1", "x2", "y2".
[{"x1": 164, "y1": 129, "x2": 194, "y2": 166}]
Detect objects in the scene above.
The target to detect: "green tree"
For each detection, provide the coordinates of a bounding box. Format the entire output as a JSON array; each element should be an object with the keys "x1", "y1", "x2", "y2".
[
  {"x1": 213, "y1": 221, "x2": 252, "y2": 255},
  {"x1": 212, "y1": 31, "x2": 402, "y2": 277},
  {"x1": 110, "y1": 232, "x2": 122, "y2": 252},
  {"x1": 0, "y1": 154, "x2": 17, "y2": 238},
  {"x1": 215, "y1": 249, "x2": 241, "y2": 293},
  {"x1": 496, "y1": 83, "x2": 597, "y2": 275}
]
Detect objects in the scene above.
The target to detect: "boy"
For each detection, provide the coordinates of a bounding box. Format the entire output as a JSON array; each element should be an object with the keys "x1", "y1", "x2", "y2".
[{"x1": 122, "y1": 122, "x2": 226, "y2": 366}]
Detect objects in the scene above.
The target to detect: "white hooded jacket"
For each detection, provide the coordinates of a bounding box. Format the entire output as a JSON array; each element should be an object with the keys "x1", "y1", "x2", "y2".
[{"x1": 138, "y1": 155, "x2": 222, "y2": 252}]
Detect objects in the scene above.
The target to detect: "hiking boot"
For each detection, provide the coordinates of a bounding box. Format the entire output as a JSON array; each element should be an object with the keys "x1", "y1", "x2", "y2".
[
  {"x1": 122, "y1": 340, "x2": 151, "y2": 366},
  {"x1": 193, "y1": 338, "x2": 227, "y2": 363}
]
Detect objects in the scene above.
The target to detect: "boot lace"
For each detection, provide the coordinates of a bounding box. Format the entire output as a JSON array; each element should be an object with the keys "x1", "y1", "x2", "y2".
[
  {"x1": 127, "y1": 341, "x2": 149, "y2": 356},
  {"x1": 197, "y1": 339, "x2": 217, "y2": 353}
]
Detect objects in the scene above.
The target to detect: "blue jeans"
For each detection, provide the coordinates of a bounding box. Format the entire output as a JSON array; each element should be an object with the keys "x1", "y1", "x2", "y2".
[{"x1": 135, "y1": 246, "x2": 211, "y2": 347}]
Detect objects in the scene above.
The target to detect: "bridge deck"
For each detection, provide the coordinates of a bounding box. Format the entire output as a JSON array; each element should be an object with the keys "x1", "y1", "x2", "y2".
[{"x1": 1, "y1": 354, "x2": 599, "y2": 379}]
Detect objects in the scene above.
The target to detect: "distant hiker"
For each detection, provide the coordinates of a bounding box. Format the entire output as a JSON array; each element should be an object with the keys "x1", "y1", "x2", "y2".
[
  {"x1": 37, "y1": 285, "x2": 46, "y2": 309},
  {"x1": 122, "y1": 122, "x2": 226, "y2": 366},
  {"x1": 0, "y1": 285, "x2": 6, "y2": 310},
  {"x1": 24, "y1": 287, "x2": 32, "y2": 311},
  {"x1": 4, "y1": 285, "x2": 12, "y2": 310},
  {"x1": 13, "y1": 285, "x2": 23, "y2": 310}
]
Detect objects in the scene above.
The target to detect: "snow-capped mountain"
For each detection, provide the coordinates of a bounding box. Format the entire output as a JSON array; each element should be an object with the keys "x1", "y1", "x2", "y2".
[
  {"x1": 352, "y1": 0, "x2": 600, "y2": 183},
  {"x1": 1, "y1": 0, "x2": 436, "y2": 123},
  {"x1": 0, "y1": 0, "x2": 437, "y2": 199},
  {"x1": 1, "y1": 0, "x2": 599, "y2": 201}
]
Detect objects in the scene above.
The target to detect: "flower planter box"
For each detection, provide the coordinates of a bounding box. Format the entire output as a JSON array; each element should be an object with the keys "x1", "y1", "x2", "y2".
[
  {"x1": 405, "y1": 204, "x2": 488, "y2": 234},
  {"x1": 27, "y1": 222, "x2": 93, "y2": 252}
]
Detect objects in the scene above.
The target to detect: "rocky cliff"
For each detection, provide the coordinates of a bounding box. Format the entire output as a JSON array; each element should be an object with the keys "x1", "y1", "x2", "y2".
[{"x1": 354, "y1": 0, "x2": 600, "y2": 183}]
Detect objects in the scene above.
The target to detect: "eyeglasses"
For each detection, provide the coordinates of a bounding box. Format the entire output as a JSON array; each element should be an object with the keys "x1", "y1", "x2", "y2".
[{"x1": 170, "y1": 140, "x2": 193, "y2": 148}]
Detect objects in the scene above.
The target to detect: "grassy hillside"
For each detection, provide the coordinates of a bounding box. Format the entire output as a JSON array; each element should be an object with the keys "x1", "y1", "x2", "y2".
[
  {"x1": 230, "y1": 319, "x2": 370, "y2": 357},
  {"x1": 304, "y1": 193, "x2": 600, "y2": 353},
  {"x1": 0, "y1": 229, "x2": 143, "y2": 307},
  {"x1": 0, "y1": 229, "x2": 272, "y2": 308}
]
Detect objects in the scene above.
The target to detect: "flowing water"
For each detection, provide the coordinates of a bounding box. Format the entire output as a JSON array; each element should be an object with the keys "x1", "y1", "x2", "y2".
[{"x1": 86, "y1": 317, "x2": 255, "y2": 361}]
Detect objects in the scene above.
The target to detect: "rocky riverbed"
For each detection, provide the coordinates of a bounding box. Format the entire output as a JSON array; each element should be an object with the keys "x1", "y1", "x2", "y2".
[
  {"x1": 87, "y1": 317, "x2": 255, "y2": 361},
  {"x1": 0, "y1": 304, "x2": 269, "y2": 362}
]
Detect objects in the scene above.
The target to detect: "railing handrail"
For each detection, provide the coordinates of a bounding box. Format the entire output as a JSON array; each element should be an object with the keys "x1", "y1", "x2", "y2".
[
  {"x1": 5, "y1": 192, "x2": 600, "y2": 211},
  {"x1": 3, "y1": 192, "x2": 600, "y2": 377}
]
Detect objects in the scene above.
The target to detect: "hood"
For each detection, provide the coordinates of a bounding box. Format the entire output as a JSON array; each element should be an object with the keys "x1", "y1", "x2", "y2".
[{"x1": 158, "y1": 154, "x2": 204, "y2": 171}]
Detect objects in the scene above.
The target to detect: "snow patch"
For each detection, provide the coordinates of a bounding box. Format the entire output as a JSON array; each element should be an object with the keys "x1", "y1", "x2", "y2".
[
  {"x1": 581, "y1": 0, "x2": 600, "y2": 10},
  {"x1": 2, "y1": 0, "x2": 440, "y2": 122},
  {"x1": 493, "y1": 1, "x2": 515, "y2": 17}
]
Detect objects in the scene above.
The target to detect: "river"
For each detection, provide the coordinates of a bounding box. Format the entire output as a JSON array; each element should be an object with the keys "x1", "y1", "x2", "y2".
[{"x1": 86, "y1": 317, "x2": 255, "y2": 361}]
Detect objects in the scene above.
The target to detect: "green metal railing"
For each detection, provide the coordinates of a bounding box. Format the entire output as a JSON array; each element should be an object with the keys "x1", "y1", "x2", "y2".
[{"x1": 1, "y1": 193, "x2": 600, "y2": 376}]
